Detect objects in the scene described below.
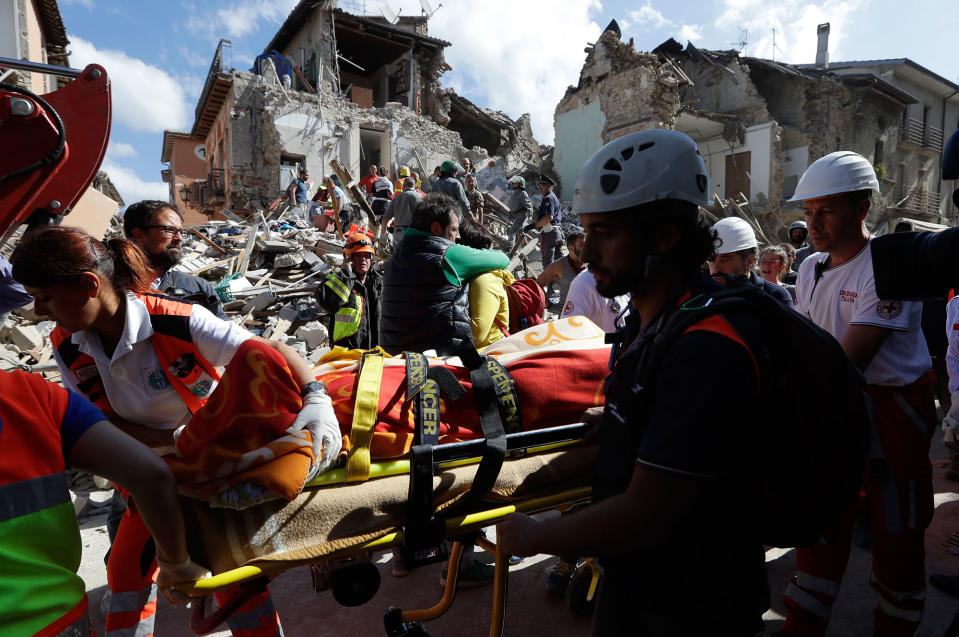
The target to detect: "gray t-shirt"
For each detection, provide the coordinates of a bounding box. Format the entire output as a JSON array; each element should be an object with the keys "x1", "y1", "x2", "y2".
[{"x1": 383, "y1": 190, "x2": 423, "y2": 228}]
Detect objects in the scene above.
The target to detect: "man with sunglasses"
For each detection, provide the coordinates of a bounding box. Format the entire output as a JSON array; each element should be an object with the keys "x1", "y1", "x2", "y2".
[
  {"x1": 124, "y1": 200, "x2": 227, "y2": 319},
  {"x1": 316, "y1": 232, "x2": 382, "y2": 349}
]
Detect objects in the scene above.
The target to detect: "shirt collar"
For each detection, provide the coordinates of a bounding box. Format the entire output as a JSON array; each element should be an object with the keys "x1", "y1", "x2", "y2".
[{"x1": 73, "y1": 293, "x2": 155, "y2": 363}]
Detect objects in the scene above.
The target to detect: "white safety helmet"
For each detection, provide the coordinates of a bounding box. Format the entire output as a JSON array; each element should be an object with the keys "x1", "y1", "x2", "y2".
[
  {"x1": 788, "y1": 220, "x2": 807, "y2": 232},
  {"x1": 788, "y1": 151, "x2": 880, "y2": 202},
  {"x1": 573, "y1": 129, "x2": 711, "y2": 214},
  {"x1": 713, "y1": 217, "x2": 758, "y2": 254}
]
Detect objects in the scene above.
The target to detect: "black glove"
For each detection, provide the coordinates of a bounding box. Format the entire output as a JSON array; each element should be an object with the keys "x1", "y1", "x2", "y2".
[{"x1": 522, "y1": 223, "x2": 536, "y2": 232}]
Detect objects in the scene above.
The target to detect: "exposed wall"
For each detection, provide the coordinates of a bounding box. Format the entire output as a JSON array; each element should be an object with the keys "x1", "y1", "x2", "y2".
[
  {"x1": 554, "y1": 100, "x2": 605, "y2": 199},
  {"x1": 224, "y1": 71, "x2": 472, "y2": 211}
]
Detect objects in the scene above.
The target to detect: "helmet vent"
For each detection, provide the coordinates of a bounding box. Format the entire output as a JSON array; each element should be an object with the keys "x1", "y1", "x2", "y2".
[
  {"x1": 638, "y1": 142, "x2": 655, "y2": 152},
  {"x1": 603, "y1": 158, "x2": 622, "y2": 172},
  {"x1": 696, "y1": 174, "x2": 708, "y2": 193},
  {"x1": 621, "y1": 147, "x2": 634, "y2": 161},
  {"x1": 600, "y1": 174, "x2": 620, "y2": 194}
]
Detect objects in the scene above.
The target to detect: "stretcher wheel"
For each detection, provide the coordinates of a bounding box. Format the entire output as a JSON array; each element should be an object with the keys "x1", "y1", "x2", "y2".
[
  {"x1": 566, "y1": 566, "x2": 598, "y2": 617},
  {"x1": 331, "y1": 561, "x2": 381, "y2": 607}
]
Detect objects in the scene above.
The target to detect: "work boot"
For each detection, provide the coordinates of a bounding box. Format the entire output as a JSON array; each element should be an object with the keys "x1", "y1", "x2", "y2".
[
  {"x1": 545, "y1": 558, "x2": 577, "y2": 595},
  {"x1": 439, "y1": 559, "x2": 495, "y2": 589}
]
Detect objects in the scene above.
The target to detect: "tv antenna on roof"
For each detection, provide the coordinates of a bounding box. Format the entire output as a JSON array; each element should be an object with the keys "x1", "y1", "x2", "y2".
[
  {"x1": 771, "y1": 28, "x2": 784, "y2": 61},
  {"x1": 732, "y1": 26, "x2": 748, "y2": 57},
  {"x1": 380, "y1": 2, "x2": 400, "y2": 24},
  {"x1": 419, "y1": 0, "x2": 442, "y2": 17}
]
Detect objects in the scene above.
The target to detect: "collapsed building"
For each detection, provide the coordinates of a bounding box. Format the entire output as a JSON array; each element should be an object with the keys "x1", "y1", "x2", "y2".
[
  {"x1": 162, "y1": 0, "x2": 553, "y2": 217},
  {"x1": 553, "y1": 21, "x2": 959, "y2": 236}
]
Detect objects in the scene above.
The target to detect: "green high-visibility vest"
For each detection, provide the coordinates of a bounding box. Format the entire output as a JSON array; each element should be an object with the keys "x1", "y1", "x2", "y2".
[{"x1": 325, "y1": 273, "x2": 363, "y2": 342}]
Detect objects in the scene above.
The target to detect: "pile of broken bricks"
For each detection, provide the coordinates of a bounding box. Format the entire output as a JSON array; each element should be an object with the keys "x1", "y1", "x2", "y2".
[{"x1": 0, "y1": 206, "x2": 386, "y2": 382}]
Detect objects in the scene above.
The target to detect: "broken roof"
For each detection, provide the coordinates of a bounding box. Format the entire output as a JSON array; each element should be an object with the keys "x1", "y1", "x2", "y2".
[
  {"x1": 806, "y1": 58, "x2": 959, "y2": 95},
  {"x1": 34, "y1": 0, "x2": 69, "y2": 48},
  {"x1": 653, "y1": 40, "x2": 919, "y2": 106},
  {"x1": 265, "y1": 2, "x2": 450, "y2": 55}
]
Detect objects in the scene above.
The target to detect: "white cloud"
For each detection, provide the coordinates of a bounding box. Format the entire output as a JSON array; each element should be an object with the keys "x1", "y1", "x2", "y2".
[
  {"x1": 629, "y1": 4, "x2": 674, "y2": 30},
  {"x1": 385, "y1": 0, "x2": 603, "y2": 145},
  {"x1": 715, "y1": 0, "x2": 868, "y2": 62},
  {"x1": 216, "y1": 0, "x2": 299, "y2": 38},
  {"x1": 68, "y1": 36, "x2": 192, "y2": 133},
  {"x1": 676, "y1": 24, "x2": 703, "y2": 43},
  {"x1": 100, "y1": 159, "x2": 169, "y2": 204},
  {"x1": 108, "y1": 142, "x2": 138, "y2": 159}
]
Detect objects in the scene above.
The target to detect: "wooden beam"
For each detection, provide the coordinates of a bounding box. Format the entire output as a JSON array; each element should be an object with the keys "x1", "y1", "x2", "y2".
[{"x1": 186, "y1": 227, "x2": 227, "y2": 255}]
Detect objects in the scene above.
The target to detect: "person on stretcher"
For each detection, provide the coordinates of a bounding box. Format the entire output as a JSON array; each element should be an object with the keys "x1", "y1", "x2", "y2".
[{"x1": 11, "y1": 225, "x2": 342, "y2": 637}]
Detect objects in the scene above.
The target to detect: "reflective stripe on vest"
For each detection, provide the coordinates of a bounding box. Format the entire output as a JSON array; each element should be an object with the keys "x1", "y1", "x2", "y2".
[
  {"x1": 0, "y1": 473, "x2": 85, "y2": 636},
  {"x1": 324, "y1": 273, "x2": 351, "y2": 303},
  {"x1": 50, "y1": 293, "x2": 221, "y2": 415},
  {"x1": 333, "y1": 294, "x2": 363, "y2": 343}
]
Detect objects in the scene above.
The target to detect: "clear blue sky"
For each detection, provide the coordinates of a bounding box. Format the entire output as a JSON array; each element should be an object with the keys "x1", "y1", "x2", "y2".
[{"x1": 57, "y1": 0, "x2": 959, "y2": 207}]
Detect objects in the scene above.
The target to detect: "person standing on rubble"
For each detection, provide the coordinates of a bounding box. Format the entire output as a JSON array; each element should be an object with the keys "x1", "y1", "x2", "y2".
[
  {"x1": 11, "y1": 226, "x2": 343, "y2": 637},
  {"x1": 380, "y1": 193, "x2": 508, "y2": 357},
  {"x1": 316, "y1": 232, "x2": 382, "y2": 350},
  {"x1": 431, "y1": 160, "x2": 472, "y2": 220},
  {"x1": 370, "y1": 166, "x2": 395, "y2": 222},
  {"x1": 287, "y1": 168, "x2": 312, "y2": 216},
  {"x1": 782, "y1": 151, "x2": 935, "y2": 637},
  {"x1": 537, "y1": 231, "x2": 586, "y2": 311},
  {"x1": 323, "y1": 174, "x2": 354, "y2": 232},
  {"x1": 124, "y1": 200, "x2": 228, "y2": 319},
  {"x1": 359, "y1": 164, "x2": 378, "y2": 195},
  {"x1": 380, "y1": 177, "x2": 423, "y2": 249},
  {"x1": 506, "y1": 175, "x2": 533, "y2": 248},
  {"x1": 523, "y1": 175, "x2": 564, "y2": 268},
  {"x1": 464, "y1": 174, "x2": 484, "y2": 223},
  {"x1": 498, "y1": 129, "x2": 770, "y2": 635}
]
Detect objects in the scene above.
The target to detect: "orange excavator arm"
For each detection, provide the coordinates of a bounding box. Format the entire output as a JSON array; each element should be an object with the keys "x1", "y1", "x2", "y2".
[{"x1": 0, "y1": 57, "x2": 111, "y2": 242}]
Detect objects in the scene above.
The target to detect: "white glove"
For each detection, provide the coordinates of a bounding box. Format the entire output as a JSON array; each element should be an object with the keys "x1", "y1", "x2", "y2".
[{"x1": 287, "y1": 389, "x2": 342, "y2": 473}]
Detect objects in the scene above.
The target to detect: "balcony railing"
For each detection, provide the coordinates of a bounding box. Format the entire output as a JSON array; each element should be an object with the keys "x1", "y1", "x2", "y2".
[
  {"x1": 207, "y1": 169, "x2": 227, "y2": 201},
  {"x1": 195, "y1": 39, "x2": 232, "y2": 126},
  {"x1": 894, "y1": 188, "x2": 942, "y2": 216},
  {"x1": 899, "y1": 117, "x2": 944, "y2": 153}
]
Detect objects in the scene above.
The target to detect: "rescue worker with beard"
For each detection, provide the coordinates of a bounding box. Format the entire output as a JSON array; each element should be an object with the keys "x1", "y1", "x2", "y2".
[
  {"x1": 124, "y1": 200, "x2": 227, "y2": 319},
  {"x1": 498, "y1": 129, "x2": 770, "y2": 636}
]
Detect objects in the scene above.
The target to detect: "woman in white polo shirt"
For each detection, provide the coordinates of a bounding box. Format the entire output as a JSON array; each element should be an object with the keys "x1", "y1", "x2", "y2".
[{"x1": 11, "y1": 225, "x2": 340, "y2": 637}]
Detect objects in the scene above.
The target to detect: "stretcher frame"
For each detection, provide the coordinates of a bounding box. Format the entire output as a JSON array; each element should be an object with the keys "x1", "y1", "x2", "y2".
[{"x1": 177, "y1": 423, "x2": 594, "y2": 636}]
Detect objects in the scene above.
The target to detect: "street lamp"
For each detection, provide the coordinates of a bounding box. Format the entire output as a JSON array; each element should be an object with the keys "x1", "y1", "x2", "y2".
[{"x1": 179, "y1": 184, "x2": 192, "y2": 203}]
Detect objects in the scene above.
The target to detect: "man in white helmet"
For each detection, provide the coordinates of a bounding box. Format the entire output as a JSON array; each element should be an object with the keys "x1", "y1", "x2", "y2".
[
  {"x1": 783, "y1": 151, "x2": 935, "y2": 637},
  {"x1": 708, "y1": 216, "x2": 793, "y2": 308},
  {"x1": 498, "y1": 129, "x2": 770, "y2": 635}
]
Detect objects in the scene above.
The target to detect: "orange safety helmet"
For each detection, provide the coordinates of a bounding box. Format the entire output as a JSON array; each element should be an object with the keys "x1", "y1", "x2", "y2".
[{"x1": 344, "y1": 232, "x2": 374, "y2": 256}]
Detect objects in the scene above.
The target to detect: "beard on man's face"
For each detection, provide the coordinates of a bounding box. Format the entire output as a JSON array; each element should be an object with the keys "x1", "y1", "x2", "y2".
[{"x1": 148, "y1": 245, "x2": 182, "y2": 272}]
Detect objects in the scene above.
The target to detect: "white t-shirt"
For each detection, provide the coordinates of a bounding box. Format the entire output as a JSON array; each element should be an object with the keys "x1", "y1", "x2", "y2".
[
  {"x1": 55, "y1": 293, "x2": 252, "y2": 454},
  {"x1": 795, "y1": 241, "x2": 930, "y2": 386},
  {"x1": 561, "y1": 270, "x2": 630, "y2": 334},
  {"x1": 944, "y1": 297, "x2": 959, "y2": 394}
]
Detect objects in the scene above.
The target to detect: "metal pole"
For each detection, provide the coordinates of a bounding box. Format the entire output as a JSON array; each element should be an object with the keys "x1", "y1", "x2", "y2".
[{"x1": 0, "y1": 56, "x2": 84, "y2": 79}]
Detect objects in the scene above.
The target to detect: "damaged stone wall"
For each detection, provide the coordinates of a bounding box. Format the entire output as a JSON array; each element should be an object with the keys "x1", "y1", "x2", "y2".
[{"x1": 553, "y1": 29, "x2": 682, "y2": 198}]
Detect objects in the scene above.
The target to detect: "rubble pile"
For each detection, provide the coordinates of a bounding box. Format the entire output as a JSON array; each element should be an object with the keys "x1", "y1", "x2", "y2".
[{"x1": 0, "y1": 209, "x2": 390, "y2": 380}]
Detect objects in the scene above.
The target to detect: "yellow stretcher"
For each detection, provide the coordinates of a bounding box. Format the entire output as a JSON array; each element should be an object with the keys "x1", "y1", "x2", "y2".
[{"x1": 176, "y1": 423, "x2": 596, "y2": 636}]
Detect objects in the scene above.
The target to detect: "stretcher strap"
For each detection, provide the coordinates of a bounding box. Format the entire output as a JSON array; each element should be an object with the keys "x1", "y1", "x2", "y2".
[
  {"x1": 452, "y1": 347, "x2": 507, "y2": 512},
  {"x1": 346, "y1": 350, "x2": 385, "y2": 482},
  {"x1": 405, "y1": 352, "x2": 466, "y2": 446},
  {"x1": 485, "y1": 357, "x2": 522, "y2": 433}
]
